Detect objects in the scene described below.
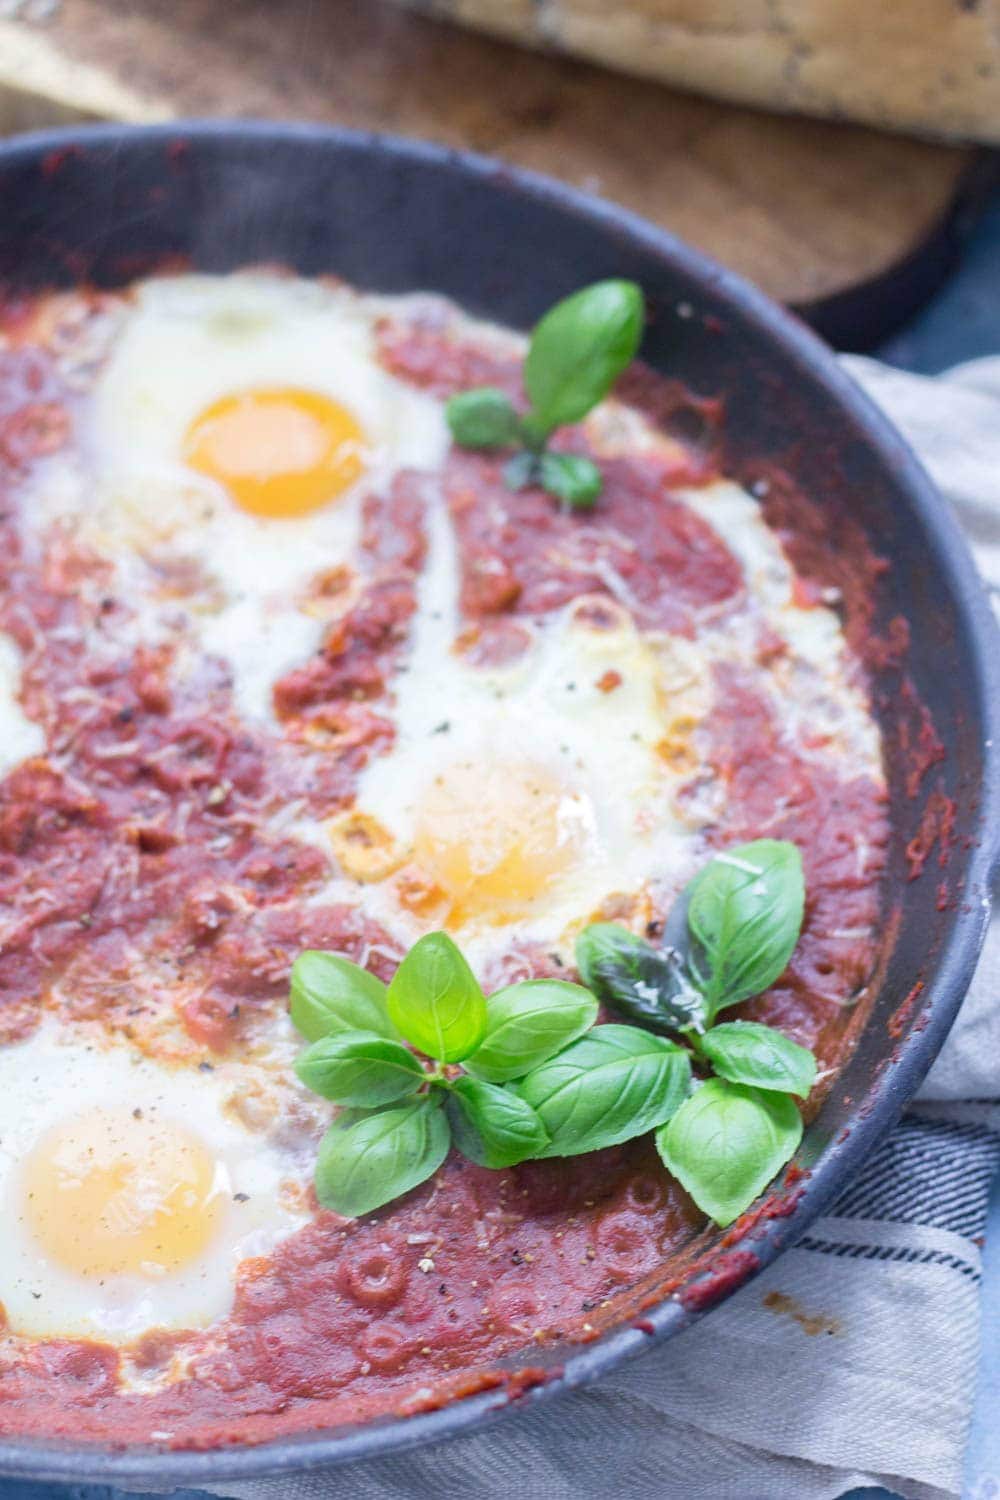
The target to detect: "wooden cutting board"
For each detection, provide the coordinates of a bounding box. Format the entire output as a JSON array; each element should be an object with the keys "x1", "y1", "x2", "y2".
[{"x1": 0, "y1": 0, "x2": 990, "y2": 345}]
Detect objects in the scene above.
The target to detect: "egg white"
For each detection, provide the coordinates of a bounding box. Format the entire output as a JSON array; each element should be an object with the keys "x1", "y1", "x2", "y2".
[
  {"x1": 677, "y1": 479, "x2": 881, "y2": 765},
  {"x1": 0, "y1": 633, "x2": 43, "y2": 775}
]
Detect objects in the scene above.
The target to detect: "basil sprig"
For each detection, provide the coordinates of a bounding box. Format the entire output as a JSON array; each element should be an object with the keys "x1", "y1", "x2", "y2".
[
  {"x1": 289, "y1": 933, "x2": 684, "y2": 1218},
  {"x1": 288, "y1": 840, "x2": 815, "y2": 1228},
  {"x1": 574, "y1": 838, "x2": 813, "y2": 1225},
  {"x1": 446, "y1": 279, "x2": 643, "y2": 508}
]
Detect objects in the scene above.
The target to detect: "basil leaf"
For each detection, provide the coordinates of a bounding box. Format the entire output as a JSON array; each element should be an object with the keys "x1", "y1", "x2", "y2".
[
  {"x1": 464, "y1": 979, "x2": 598, "y2": 1083},
  {"x1": 523, "y1": 280, "x2": 643, "y2": 438},
  {"x1": 686, "y1": 839, "x2": 804, "y2": 1016},
  {"x1": 656, "y1": 1078, "x2": 802, "y2": 1227},
  {"x1": 446, "y1": 1076, "x2": 549, "y2": 1168},
  {"x1": 290, "y1": 951, "x2": 397, "y2": 1042},
  {"x1": 504, "y1": 450, "x2": 537, "y2": 491},
  {"x1": 294, "y1": 1030, "x2": 425, "y2": 1107},
  {"x1": 446, "y1": 387, "x2": 520, "y2": 449},
  {"x1": 538, "y1": 452, "x2": 602, "y2": 509},
  {"x1": 314, "y1": 1097, "x2": 450, "y2": 1218},
  {"x1": 516, "y1": 1024, "x2": 691, "y2": 1158},
  {"x1": 698, "y1": 1021, "x2": 816, "y2": 1099},
  {"x1": 386, "y1": 930, "x2": 487, "y2": 1063},
  {"x1": 575, "y1": 923, "x2": 706, "y2": 1033}
]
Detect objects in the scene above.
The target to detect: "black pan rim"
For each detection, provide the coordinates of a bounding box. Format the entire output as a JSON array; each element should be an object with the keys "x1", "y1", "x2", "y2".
[{"x1": 0, "y1": 118, "x2": 997, "y2": 1486}]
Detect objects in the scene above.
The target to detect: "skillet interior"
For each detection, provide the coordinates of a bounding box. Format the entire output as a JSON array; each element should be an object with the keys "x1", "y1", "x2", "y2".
[{"x1": 0, "y1": 121, "x2": 997, "y2": 1485}]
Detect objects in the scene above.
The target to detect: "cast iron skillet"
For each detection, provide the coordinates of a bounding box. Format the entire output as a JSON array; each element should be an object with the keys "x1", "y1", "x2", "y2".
[{"x1": 0, "y1": 122, "x2": 997, "y2": 1486}]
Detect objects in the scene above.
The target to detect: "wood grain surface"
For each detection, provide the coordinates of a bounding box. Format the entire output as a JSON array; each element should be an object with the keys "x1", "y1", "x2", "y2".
[{"x1": 0, "y1": 0, "x2": 980, "y2": 311}]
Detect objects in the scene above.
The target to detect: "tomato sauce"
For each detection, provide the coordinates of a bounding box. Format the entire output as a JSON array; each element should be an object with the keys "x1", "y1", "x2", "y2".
[{"x1": 0, "y1": 295, "x2": 891, "y2": 1448}]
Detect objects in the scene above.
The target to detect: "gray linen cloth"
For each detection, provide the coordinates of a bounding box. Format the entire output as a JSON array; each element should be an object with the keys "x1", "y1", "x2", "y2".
[{"x1": 192, "y1": 356, "x2": 1000, "y2": 1500}]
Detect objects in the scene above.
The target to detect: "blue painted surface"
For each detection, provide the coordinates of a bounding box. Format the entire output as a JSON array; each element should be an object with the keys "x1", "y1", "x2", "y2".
[
  {"x1": 1, "y1": 194, "x2": 997, "y2": 1500},
  {"x1": 879, "y1": 199, "x2": 1000, "y2": 376}
]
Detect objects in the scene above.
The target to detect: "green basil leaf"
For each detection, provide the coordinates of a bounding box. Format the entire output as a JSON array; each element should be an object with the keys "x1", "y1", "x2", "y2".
[
  {"x1": 656, "y1": 1078, "x2": 802, "y2": 1227},
  {"x1": 294, "y1": 1030, "x2": 425, "y2": 1107},
  {"x1": 446, "y1": 387, "x2": 520, "y2": 449},
  {"x1": 446, "y1": 1076, "x2": 549, "y2": 1168},
  {"x1": 314, "y1": 1098, "x2": 450, "y2": 1218},
  {"x1": 686, "y1": 839, "x2": 804, "y2": 1016},
  {"x1": 504, "y1": 450, "x2": 537, "y2": 491},
  {"x1": 698, "y1": 1021, "x2": 816, "y2": 1099},
  {"x1": 465, "y1": 979, "x2": 598, "y2": 1083},
  {"x1": 516, "y1": 1024, "x2": 691, "y2": 1158},
  {"x1": 290, "y1": 951, "x2": 398, "y2": 1042},
  {"x1": 575, "y1": 923, "x2": 706, "y2": 1033},
  {"x1": 538, "y1": 451, "x2": 602, "y2": 509},
  {"x1": 386, "y1": 931, "x2": 487, "y2": 1063},
  {"x1": 523, "y1": 280, "x2": 643, "y2": 438}
]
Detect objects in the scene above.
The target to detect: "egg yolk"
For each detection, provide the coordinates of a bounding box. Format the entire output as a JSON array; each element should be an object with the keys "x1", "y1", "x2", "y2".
[
  {"x1": 183, "y1": 386, "x2": 366, "y2": 518},
  {"x1": 412, "y1": 761, "x2": 588, "y2": 926},
  {"x1": 23, "y1": 1108, "x2": 224, "y2": 1278}
]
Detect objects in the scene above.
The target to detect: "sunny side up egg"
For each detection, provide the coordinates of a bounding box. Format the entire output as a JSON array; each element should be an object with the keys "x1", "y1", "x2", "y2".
[
  {"x1": 31, "y1": 273, "x2": 449, "y2": 724},
  {"x1": 0, "y1": 1025, "x2": 317, "y2": 1345},
  {"x1": 345, "y1": 558, "x2": 687, "y2": 949}
]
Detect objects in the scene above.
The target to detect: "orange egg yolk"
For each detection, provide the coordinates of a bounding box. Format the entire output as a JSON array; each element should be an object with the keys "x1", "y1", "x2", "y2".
[
  {"x1": 183, "y1": 386, "x2": 367, "y2": 518},
  {"x1": 24, "y1": 1108, "x2": 223, "y2": 1278},
  {"x1": 412, "y1": 762, "x2": 587, "y2": 926}
]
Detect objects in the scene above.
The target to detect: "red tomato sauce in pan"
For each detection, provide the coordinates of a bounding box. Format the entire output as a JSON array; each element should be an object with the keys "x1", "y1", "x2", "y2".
[{"x1": 0, "y1": 287, "x2": 890, "y2": 1448}]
